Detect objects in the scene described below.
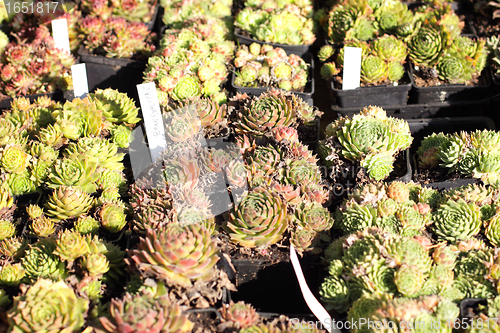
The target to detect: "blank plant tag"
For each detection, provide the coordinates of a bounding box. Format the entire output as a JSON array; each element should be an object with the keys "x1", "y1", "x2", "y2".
[
  {"x1": 136, "y1": 82, "x2": 167, "y2": 162},
  {"x1": 71, "y1": 64, "x2": 89, "y2": 98},
  {"x1": 342, "y1": 46, "x2": 362, "y2": 90},
  {"x1": 51, "y1": 18, "x2": 71, "y2": 54},
  {"x1": 290, "y1": 245, "x2": 339, "y2": 333}
]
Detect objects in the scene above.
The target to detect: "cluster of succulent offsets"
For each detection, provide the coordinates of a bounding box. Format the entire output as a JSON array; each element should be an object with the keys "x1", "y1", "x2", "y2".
[
  {"x1": 77, "y1": 16, "x2": 156, "y2": 59},
  {"x1": 80, "y1": 0, "x2": 157, "y2": 24},
  {"x1": 0, "y1": 26, "x2": 75, "y2": 98},
  {"x1": 234, "y1": 43, "x2": 309, "y2": 91},
  {"x1": 235, "y1": 1, "x2": 316, "y2": 45},
  {"x1": 161, "y1": 0, "x2": 233, "y2": 28},
  {"x1": 417, "y1": 130, "x2": 500, "y2": 185},
  {"x1": 318, "y1": 106, "x2": 413, "y2": 182},
  {"x1": 143, "y1": 19, "x2": 235, "y2": 105},
  {"x1": 321, "y1": 0, "x2": 487, "y2": 85},
  {"x1": 0, "y1": 89, "x2": 139, "y2": 239},
  {"x1": 319, "y1": 34, "x2": 408, "y2": 84}
]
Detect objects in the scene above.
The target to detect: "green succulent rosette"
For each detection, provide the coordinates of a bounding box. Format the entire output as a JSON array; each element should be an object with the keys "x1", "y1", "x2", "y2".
[
  {"x1": 225, "y1": 187, "x2": 288, "y2": 248},
  {"x1": 319, "y1": 275, "x2": 351, "y2": 312},
  {"x1": 30, "y1": 217, "x2": 56, "y2": 237},
  {"x1": 65, "y1": 137, "x2": 125, "y2": 171},
  {"x1": 360, "y1": 55, "x2": 388, "y2": 84},
  {"x1": 21, "y1": 239, "x2": 68, "y2": 282},
  {"x1": 409, "y1": 25, "x2": 449, "y2": 67},
  {"x1": 0, "y1": 220, "x2": 15, "y2": 241},
  {"x1": 45, "y1": 186, "x2": 94, "y2": 222},
  {"x1": 432, "y1": 199, "x2": 482, "y2": 242},
  {"x1": 99, "y1": 202, "x2": 128, "y2": 233},
  {"x1": 339, "y1": 202, "x2": 379, "y2": 234},
  {"x1": 0, "y1": 263, "x2": 25, "y2": 287},
  {"x1": 394, "y1": 264, "x2": 426, "y2": 297},
  {"x1": 172, "y1": 76, "x2": 202, "y2": 101},
  {"x1": 110, "y1": 124, "x2": 133, "y2": 149},
  {"x1": 7, "y1": 279, "x2": 88, "y2": 333},
  {"x1": 75, "y1": 216, "x2": 100, "y2": 235},
  {"x1": 234, "y1": 91, "x2": 294, "y2": 136},
  {"x1": 90, "y1": 88, "x2": 141, "y2": 125},
  {"x1": 47, "y1": 156, "x2": 97, "y2": 193},
  {"x1": 54, "y1": 230, "x2": 89, "y2": 262},
  {"x1": 0, "y1": 144, "x2": 30, "y2": 174}
]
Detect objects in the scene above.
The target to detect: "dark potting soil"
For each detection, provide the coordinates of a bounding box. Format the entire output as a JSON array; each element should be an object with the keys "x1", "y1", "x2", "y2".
[
  {"x1": 190, "y1": 310, "x2": 220, "y2": 333},
  {"x1": 297, "y1": 122, "x2": 318, "y2": 142},
  {"x1": 413, "y1": 167, "x2": 469, "y2": 184},
  {"x1": 471, "y1": 15, "x2": 500, "y2": 37},
  {"x1": 413, "y1": 65, "x2": 480, "y2": 87},
  {"x1": 218, "y1": 233, "x2": 291, "y2": 262}
]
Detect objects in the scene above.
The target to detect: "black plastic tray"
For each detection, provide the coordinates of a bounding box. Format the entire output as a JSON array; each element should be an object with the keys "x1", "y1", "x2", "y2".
[
  {"x1": 231, "y1": 52, "x2": 314, "y2": 99},
  {"x1": 329, "y1": 65, "x2": 412, "y2": 108},
  {"x1": 0, "y1": 91, "x2": 66, "y2": 110},
  {"x1": 77, "y1": 47, "x2": 147, "y2": 102},
  {"x1": 408, "y1": 61, "x2": 493, "y2": 104},
  {"x1": 234, "y1": 27, "x2": 312, "y2": 56}
]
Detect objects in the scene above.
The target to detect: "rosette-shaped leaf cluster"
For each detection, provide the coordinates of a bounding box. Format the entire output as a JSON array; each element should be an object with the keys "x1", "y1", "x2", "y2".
[
  {"x1": 225, "y1": 186, "x2": 288, "y2": 248},
  {"x1": 417, "y1": 130, "x2": 500, "y2": 185},
  {"x1": 220, "y1": 301, "x2": 260, "y2": 329},
  {"x1": 0, "y1": 26, "x2": 75, "y2": 97},
  {"x1": 326, "y1": 0, "x2": 378, "y2": 44},
  {"x1": 320, "y1": 228, "x2": 436, "y2": 312},
  {"x1": 335, "y1": 181, "x2": 435, "y2": 235},
  {"x1": 231, "y1": 90, "x2": 321, "y2": 137},
  {"x1": 96, "y1": 291, "x2": 194, "y2": 333},
  {"x1": 81, "y1": 0, "x2": 156, "y2": 24},
  {"x1": 375, "y1": 1, "x2": 414, "y2": 37},
  {"x1": 128, "y1": 223, "x2": 219, "y2": 287},
  {"x1": 7, "y1": 279, "x2": 89, "y2": 333},
  {"x1": 161, "y1": 0, "x2": 233, "y2": 28},
  {"x1": 77, "y1": 16, "x2": 156, "y2": 58},
  {"x1": 322, "y1": 106, "x2": 412, "y2": 181},
  {"x1": 235, "y1": 5, "x2": 315, "y2": 45},
  {"x1": 234, "y1": 43, "x2": 310, "y2": 92},
  {"x1": 347, "y1": 295, "x2": 459, "y2": 333},
  {"x1": 89, "y1": 88, "x2": 141, "y2": 125},
  {"x1": 143, "y1": 23, "x2": 234, "y2": 105}
]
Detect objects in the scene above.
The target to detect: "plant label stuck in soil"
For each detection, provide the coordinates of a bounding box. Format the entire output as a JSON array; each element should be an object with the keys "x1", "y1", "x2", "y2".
[
  {"x1": 137, "y1": 82, "x2": 167, "y2": 162},
  {"x1": 342, "y1": 47, "x2": 362, "y2": 90},
  {"x1": 71, "y1": 64, "x2": 89, "y2": 98},
  {"x1": 51, "y1": 18, "x2": 71, "y2": 54}
]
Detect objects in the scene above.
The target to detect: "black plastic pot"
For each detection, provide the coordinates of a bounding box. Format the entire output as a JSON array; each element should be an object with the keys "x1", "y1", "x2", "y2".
[
  {"x1": 231, "y1": 53, "x2": 315, "y2": 100},
  {"x1": 234, "y1": 28, "x2": 312, "y2": 56},
  {"x1": 77, "y1": 47, "x2": 147, "y2": 102},
  {"x1": 0, "y1": 91, "x2": 66, "y2": 110},
  {"x1": 222, "y1": 255, "x2": 323, "y2": 314},
  {"x1": 300, "y1": 116, "x2": 320, "y2": 151},
  {"x1": 460, "y1": 298, "x2": 488, "y2": 321},
  {"x1": 408, "y1": 62, "x2": 493, "y2": 104},
  {"x1": 145, "y1": 4, "x2": 160, "y2": 31},
  {"x1": 329, "y1": 66, "x2": 412, "y2": 108}
]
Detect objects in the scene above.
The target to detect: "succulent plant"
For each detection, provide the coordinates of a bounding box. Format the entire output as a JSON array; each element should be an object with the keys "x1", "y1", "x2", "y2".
[
  {"x1": 54, "y1": 229, "x2": 89, "y2": 262},
  {"x1": 236, "y1": 5, "x2": 315, "y2": 45},
  {"x1": 128, "y1": 224, "x2": 219, "y2": 288},
  {"x1": 21, "y1": 238, "x2": 68, "y2": 281},
  {"x1": 373, "y1": 35, "x2": 408, "y2": 63},
  {"x1": 98, "y1": 201, "x2": 128, "y2": 233},
  {"x1": 327, "y1": 1, "x2": 377, "y2": 44},
  {"x1": 47, "y1": 156, "x2": 97, "y2": 193},
  {"x1": 78, "y1": 17, "x2": 156, "y2": 58},
  {"x1": 221, "y1": 301, "x2": 260, "y2": 329},
  {"x1": 0, "y1": 219, "x2": 15, "y2": 240},
  {"x1": 75, "y1": 216, "x2": 100, "y2": 235},
  {"x1": 0, "y1": 236, "x2": 27, "y2": 259},
  {"x1": 97, "y1": 291, "x2": 194, "y2": 333},
  {"x1": 408, "y1": 25, "x2": 449, "y2": 67},
  {"x1": 44, "y1": 186, "x2": 94, "y2": 221},
  {"x1": 324, "y1": 106, "x2": 412, "y2": 181},
  {"x1": 7, "y1": 279, "x2": 88, "y2": 333},
  {"x1": 30, "y1": 216, "x2": 55, "y2": 237},
  {"x1": 225, "y1": 187, "x2": 288, "y2": 248},
  {"x1": 65, "y1": 137, "x2": 124, "y2": 171},
  {"x1": 0, "y1": 26, "x2": 75, "y2": 97}
]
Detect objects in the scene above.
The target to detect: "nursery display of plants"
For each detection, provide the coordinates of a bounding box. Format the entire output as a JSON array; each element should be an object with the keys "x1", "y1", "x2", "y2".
[{"x1": 5, "y1": 0, "x2": 500, "y2": 332}]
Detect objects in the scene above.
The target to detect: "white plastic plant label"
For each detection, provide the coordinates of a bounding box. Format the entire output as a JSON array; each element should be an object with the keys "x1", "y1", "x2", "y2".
[
  {"x1": 71, "y1": 64, "x2": 89, "y2": 98},
  {"x1": 136, "y1": 82, "x2": 167, "y2": 162},
  {"x1": 51, "y1": 18, "x2": 71, "y2": 54},
  {"x1": 342, "y1": 46, "x2": 362, "y2": 90},
  {"x1": 290, "y1": 244, "x2": 339, "y2": 333}
]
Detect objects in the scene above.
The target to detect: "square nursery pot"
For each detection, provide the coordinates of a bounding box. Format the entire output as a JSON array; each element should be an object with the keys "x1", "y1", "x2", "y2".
[
  {"x1": 329, "y1": 65, "x2": 412, "y2": 109},
  {"x1": 145, "y1": 4, "x2": 160, "y2": 32},
  {"x1": 231, "y1": 52, "x2": 315, "y2": 100},
  {"x1": 408, "y1": 61, "x2": 493, "y2": 104},
  {"x1": 408, "y1": 116, "x2": 495, "y2": 190},
  {"x1": 220, "y1": 254, "x2": 323, "y2": 314},
  {"x1": 77, "y1": 47, "x2": 147, "y2": 103},
  {"x1": 234, "y1": 28, "x2": 312, "y2": 56},
  {"x1": 0, "y1": 90, "x2": 66, "y2": 110}
]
